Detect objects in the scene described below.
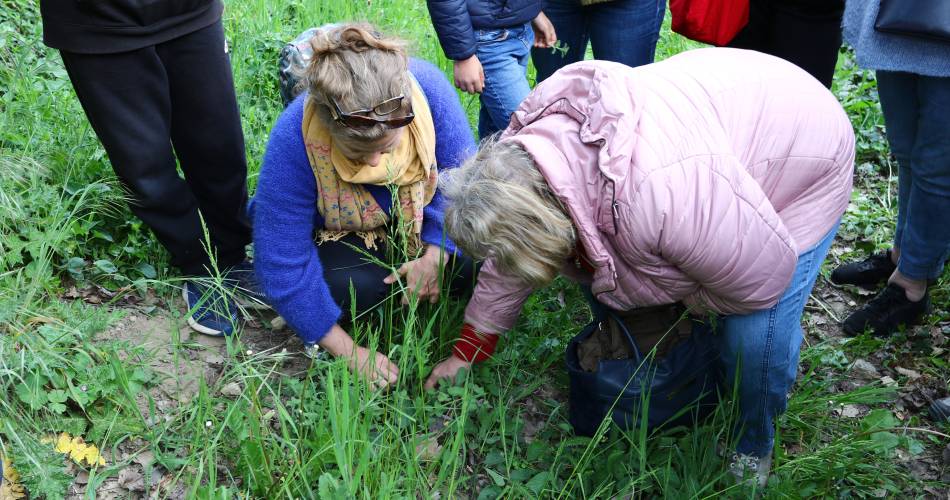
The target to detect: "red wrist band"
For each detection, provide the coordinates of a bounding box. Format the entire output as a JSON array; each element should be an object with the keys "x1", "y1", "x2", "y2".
[{"x1": 452, "y1": 323, "x2": 499, "y2": 363}]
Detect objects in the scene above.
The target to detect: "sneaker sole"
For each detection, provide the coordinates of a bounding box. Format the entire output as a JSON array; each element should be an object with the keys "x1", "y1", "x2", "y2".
[{"x1": 181, "y1": 286, "x2": 231, "y2": 337}]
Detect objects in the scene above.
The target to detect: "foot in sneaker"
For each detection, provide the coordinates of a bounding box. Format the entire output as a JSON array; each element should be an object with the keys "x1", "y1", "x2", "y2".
[
  {"x1": 930, "y1": 396, "x2": 950, "y2": 423},
  {"x1": 842, "y1": 283, "x2": 929, "y2": 337},
  {"x1": 225, "y1": 261, "x2": 270, "y2": 310},
  {"x1": 728, "y1": 452, "x2": 771, "y2": 489},
  {"x1": 830, "y1": 250, "x2": 896, "y2": 289},
  {"x1": 182, "y1": 280, "x2": 239, "y2": 336}
]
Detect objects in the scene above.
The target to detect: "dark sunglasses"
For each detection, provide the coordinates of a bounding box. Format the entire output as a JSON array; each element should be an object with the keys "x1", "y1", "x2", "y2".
[{"x1": 326, "y1": 93, "x2": 415, "y2": 129}]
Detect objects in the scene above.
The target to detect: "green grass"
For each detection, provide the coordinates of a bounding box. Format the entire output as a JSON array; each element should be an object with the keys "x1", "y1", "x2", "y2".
[{"x1": 1, "y1": 0, "x2": 948, "y2": 498}]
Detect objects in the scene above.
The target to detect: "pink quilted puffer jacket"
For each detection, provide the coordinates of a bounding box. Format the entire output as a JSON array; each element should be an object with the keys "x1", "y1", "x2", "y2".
[{"x1": 464, "y1": 48, "x2": 855, "y2": 334}]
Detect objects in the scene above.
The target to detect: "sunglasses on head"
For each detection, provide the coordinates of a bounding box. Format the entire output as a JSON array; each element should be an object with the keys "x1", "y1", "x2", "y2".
[{"x1": 326, "y1": 93, "x2": 415, "y2": 129}]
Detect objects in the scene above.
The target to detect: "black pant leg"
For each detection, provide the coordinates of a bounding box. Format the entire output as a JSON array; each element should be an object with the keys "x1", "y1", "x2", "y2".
[
  {"x1": 60, "y1": 47, "x2": 214, "y2": 275},
  {"x1": 156, "y1": 20, "x2": 251, "y2": 269},
  {"x1": 318, "y1": 234, "x2": 393, "y2": 319},
  {"x1": 318, "y1": 235, "x2": 480, "y2": 321},
  {"x1": 444, "y1": 253, "x2": 478, "y2": 299},
  {"x1": 768, "y1": 0, "x2": 844, "y2": 88},
  {"x1": 727, "y1": 0, "x2": 772, "y2": 52},
  {"x1": 728, "y1": 0, "x2": 843, "y2": 88}
]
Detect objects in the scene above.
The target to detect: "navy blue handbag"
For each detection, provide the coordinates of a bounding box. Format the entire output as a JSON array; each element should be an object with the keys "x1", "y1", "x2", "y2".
[{"x1": 566, "y1": 306, "x2": 722, "y2": 437}]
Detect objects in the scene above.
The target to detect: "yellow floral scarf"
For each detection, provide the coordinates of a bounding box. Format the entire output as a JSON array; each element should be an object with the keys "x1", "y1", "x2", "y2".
[{"x1": 302, "y1": 77, "x2": 437, "y2": 255}]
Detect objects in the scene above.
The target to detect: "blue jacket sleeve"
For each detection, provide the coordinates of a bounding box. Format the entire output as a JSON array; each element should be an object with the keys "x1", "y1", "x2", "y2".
[
  {"x1": 411, "y1": 59, "x2": 477, "y2": 255},
  {"x1": 426, "y1": 0, "x2": 477, "y2": 60},
  {"x1": 252, "y1": 96, "x2": 341, "y2": 344}
]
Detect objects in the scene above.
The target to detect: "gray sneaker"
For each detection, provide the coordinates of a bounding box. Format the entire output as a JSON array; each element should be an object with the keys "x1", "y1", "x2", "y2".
[{"x1": 728, "y1": 452, "x2": 772, "y2": 489}]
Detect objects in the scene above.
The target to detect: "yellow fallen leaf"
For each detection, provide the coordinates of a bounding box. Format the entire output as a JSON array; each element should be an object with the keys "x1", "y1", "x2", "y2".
[
  {"x1": 50, "y1": 433, "x2": 106, "y2": 467},
  {"x1": 1, "y1": 454, "x2": 26, "y2": 500},
  {"x1": 53, "y1": 433, "x2": 73, "y2": 454}
]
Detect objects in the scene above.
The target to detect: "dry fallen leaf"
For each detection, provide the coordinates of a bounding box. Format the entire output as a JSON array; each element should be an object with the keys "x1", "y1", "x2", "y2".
[
  {"x1": 415, "y1": 436, "x2": 442, "y2": 461},
  {"x1": 880, "y1": 376, "x2": 898, "y2": 388},
  {"x1": 117, "y1": 467, "x2": 146, "y2": 492},
  {"x1": 219, "y1": 382, "x2": 243, "y2": 397},
  {"x1": 1, "y1": 454, "x2": 26, "y2": 500},
  {"x1": 837, "y1": 404, "x2": 864, "y2": 418},
  {"x1": 894, "y1": 366, "x2": 921, "y2": 380}
]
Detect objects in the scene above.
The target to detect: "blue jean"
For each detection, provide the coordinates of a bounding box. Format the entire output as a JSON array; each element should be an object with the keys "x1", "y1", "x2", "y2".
[
  {"x1": 475, "y1": 22, "x2": 534, "y2": 139},
  {"x1": 717, "y1": 223, "x2": 838, "y2": 457},
  {"x1": 877, "y1": 71, "x2": 950, "y2": 281},
  {"x1": 530, "y1": 0, "x2": 666, "y2": 83}
]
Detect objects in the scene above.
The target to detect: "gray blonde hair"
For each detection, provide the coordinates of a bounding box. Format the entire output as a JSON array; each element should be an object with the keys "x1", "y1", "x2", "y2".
[
  {"x1": 304, "y1": 23, "x2": 412, "y2": 150},
  {"x1": 442, "y1": 139, "x2": 576, "y2": 287}
]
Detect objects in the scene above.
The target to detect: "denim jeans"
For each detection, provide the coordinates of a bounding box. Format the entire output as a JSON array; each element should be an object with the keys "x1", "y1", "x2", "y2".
[
  {"x1": 877, "y1": 71, "x2": 950, "y2": 281},
  {"x1": 530, "y1": 0, "x2": 666, "y2": 83},
  {"x1": 475, "y1": 22, "x2": 534, "y2": 139},
  {"x1": 717, "y1": 222, "x2": 838, "y2": 458}
]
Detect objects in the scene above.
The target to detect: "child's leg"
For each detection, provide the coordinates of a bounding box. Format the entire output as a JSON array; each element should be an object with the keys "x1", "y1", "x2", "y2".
[
  {"x1": 588, "y1": 0, "x2": 665, "y2": 69},
  {"x1": 530, "y1": 0, "x2": 589, "y2": 83},
  {"x1": 475, "y1": 23, "x2": 534, "y2": 139}
]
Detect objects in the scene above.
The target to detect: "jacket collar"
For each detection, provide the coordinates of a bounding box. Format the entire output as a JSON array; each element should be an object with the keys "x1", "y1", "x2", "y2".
[{"x1": 508, "y1": 134, "x2": 619, "y2": 296}]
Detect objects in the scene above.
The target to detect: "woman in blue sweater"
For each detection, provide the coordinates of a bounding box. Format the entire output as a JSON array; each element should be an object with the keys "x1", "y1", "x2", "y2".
[{"x1": 252, "y1": 24, "x2": 476, "y2": 387}]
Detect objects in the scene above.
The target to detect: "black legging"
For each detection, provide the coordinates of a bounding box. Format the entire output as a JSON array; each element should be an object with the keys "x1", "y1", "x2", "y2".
[
  {"x1": 317, "y1": 233, "x2": 477, "y2": 320},
  {"x1": 728, "y1": 0, "x2": 845, "y2": 88}
]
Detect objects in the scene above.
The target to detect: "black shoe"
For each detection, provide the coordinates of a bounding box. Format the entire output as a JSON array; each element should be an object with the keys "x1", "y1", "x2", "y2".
[
  {"x1": 842, "y1": 284, "x2": 930, "y2": 337},
  {"x1": 831, "y1": 250, "x2": 896, "y2": 289},
  {"x1": 931, "y1": 397, "x2": 950, "y2": 423}
]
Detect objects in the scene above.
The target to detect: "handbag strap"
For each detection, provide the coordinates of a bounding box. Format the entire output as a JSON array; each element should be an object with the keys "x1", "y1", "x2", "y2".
[{"x1": 604, "y1": 310, "x2": 645, "y2": 364}]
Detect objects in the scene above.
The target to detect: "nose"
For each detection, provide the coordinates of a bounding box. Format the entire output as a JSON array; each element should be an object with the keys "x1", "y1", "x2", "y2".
[{"x1": 365, "y1": 152, "x2": 384, "y2": 167}]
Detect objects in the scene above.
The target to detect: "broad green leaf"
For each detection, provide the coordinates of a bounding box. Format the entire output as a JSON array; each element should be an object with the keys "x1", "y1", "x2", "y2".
[
  {"x1": 486, "y1": 467, "x2": 506, "y2": 487},
  {"x1": 93, "y1": 259, "x2": 117, "y2": 274},
  {"x1": 135, "y1": 262, "x2": 157, "y2": 279},
  {"x1": 526, "y1": 471, "x2": 551, "y2": 494}
]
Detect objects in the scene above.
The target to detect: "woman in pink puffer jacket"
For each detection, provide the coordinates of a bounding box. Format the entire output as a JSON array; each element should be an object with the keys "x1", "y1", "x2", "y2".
[{"x1": 425, "y1": 48, "x2": 855, "y2": 485}]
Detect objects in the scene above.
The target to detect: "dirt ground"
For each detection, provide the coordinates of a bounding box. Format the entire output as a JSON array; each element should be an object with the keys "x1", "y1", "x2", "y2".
[
  {"x1": 60, "y1": 279, "x2": 950, "y2": 498},
  {"x1": 804, "y1": 279, "x2": 950, "y2": 497},
  {"x1": 61, "y1": 294, "x2": 308, "y2": 500}
]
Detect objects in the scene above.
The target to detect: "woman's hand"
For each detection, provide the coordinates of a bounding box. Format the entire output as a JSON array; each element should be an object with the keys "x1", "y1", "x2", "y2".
[
  {"x1": 384, "y1": 244, "x2": 445, "y2": 305},
  {"x1": 453, "y1": 55, "x2": 484, "y2": 94},
  {"x1": 531, "y1": 12, "x2": 558, "y2": 49},
  {"x1": 319, "y1": 324, "x2": 399, "y2": 388},
  {"x1": 424, "y1": 354, "x2": 472, "y2": 389}
]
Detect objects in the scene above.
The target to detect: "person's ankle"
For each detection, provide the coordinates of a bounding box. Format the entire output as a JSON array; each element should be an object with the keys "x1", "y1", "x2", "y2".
[
  {"x1": 888, "y1": 270, "x2": 927, "y2": 302},
  {"x1": 890, "y1": 247, "x2": 900, "y2": 266}
]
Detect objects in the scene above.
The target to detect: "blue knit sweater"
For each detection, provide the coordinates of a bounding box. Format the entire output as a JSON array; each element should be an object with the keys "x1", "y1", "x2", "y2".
[
  {"x1": 251, "y1": 59, "x2": 476, "y2": 344},
  {"x1": 843, "y1": 0, "x2": 950, "y2": 77}
]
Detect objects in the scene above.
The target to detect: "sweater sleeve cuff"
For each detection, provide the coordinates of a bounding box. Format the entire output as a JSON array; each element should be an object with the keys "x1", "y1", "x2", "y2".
[
  {"x1": 421, "y1": 224, "x2": 458, "y2": 255},
  {"x1": 295, "y1": 304, "x2": 343, "y2": 345},
  {"x1": 452, "y1": 323, "x2": 499, "y2": 363}
]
